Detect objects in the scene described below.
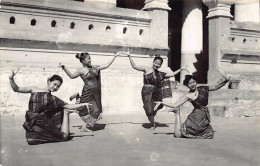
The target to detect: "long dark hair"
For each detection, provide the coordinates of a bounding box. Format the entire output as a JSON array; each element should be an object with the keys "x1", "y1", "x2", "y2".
[
  {"x1": 153, "y1": 54, "x2": 163, "y2": 64},
  {"x1": 48, "y1": 75, "x2": 63, "y2": 85},
  {"x1": 76, "y1": 52, "x2": 90, "y2": 63},
  {"x1": 183, "y1": 75, "x2": 196, "y2": 86}
]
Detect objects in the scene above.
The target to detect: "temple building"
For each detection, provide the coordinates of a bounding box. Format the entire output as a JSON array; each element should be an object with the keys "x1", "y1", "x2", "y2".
[{"x1": 0, "y1": 0, "x2": 259, "y2": 117}]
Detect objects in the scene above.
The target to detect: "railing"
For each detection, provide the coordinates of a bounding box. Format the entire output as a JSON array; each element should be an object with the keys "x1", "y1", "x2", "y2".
[
  {"x1": 0, "y1": 0, "x2": 169, "y2": 55},
  {"x1": 221, "y1": 21, "x2": 260, "y2": 64}
]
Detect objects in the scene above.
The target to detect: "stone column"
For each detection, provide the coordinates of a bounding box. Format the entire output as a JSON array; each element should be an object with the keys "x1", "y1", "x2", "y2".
[
  {"x1": 142, "y1": 0, "x2": 171, "y2": 11},
  {"x1": 203, "y1": 0, "x2": 235, "y2": 84},
  {"x1": 142, "y1": 0, "x2": 171, "y2": 54},
  {"x1": 234, "y1": 0, "x2": 260, "y2": 23},
  {"x1": 143, "y1": 0, "x2": 172, "y2": 111},
  {"x1": 84, "y1": 0, "x2": 116, "y2": 8},
  {"x1": 180, "y1": 0, "x2": 203, "y2": 83}
]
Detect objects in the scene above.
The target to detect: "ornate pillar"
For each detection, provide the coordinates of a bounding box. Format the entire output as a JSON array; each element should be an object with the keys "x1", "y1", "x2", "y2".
[
  {"x1": 180, "y1": 0, "x2": 203, "y2": 83},
  {"x1": 142, "y1": 0, "x2": 172, "y2": 110},
  {"x1": 234, "y1": 0, "x2": 260, "y2": 23},
  {"x1": 142, "y1": 0, "x2": 171, "y2": 53},
  {"x1": 203, "y1": 0, "x2": 235, "y2": 84},
  {"x1": 142, "y1": 0, "x2": 171, "y2": 11},
  {"x1": 84, "y1": 0, "x2": 116, "y2": 8}
]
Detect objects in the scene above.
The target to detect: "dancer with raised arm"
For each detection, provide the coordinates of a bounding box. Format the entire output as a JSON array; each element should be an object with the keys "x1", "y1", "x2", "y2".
[
  {"x1": 123, "y1": 52, "x2": 188, "y2": 129},
  {"x1": 157, "y1": 74, "x2": 229, "y2": 139},
  {"x1": 9, "y1": 68, "x2": 91, "y2": 145},
  {"x1": 60, "y1": 52, "x2": 120, "y2": 131}
]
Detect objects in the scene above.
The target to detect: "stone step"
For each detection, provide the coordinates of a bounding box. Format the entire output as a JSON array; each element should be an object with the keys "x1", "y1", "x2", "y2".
[
  {"x1": 209, "y1": 89, "x2": 260, "y2": 100},
  {"x1": 170, "y1": 83, "x2": 260, "y2": 118},
  {"x1": 209, "y1": 98, "x2": 260, "y2": 105},
  {"x1": 209, "y1": 105, "x2": 260, "y2": 118},
  {"x1": 172, "y1": 84, "x2": 260, "y2": 99}
]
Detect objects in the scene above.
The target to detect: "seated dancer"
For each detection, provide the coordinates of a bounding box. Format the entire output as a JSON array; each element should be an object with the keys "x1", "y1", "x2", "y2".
[
  {"x1": 9, "y1": 68, "x2": 91, "y2": 145},
  {"x1": 123, "y1": 52, "x2": 188, "y2": 129},
  {"x1": 157, "y1": 74, "x2": 230, "y2": 139},
  {"x1": 60, "y1": 52, "x2": 121, "y2": 132}
]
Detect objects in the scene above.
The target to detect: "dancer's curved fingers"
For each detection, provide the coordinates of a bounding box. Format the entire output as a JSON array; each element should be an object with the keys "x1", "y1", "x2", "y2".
[
  {"x1": 184, "y1": 69, "x2": 190, "y2": 73},
  {"x1": 217, "y1": 70, "x2": 229, "y2": 81},
  {"x1": 14, "y1": 67, "x2": 20, "y2": 75},
  {"x1": 10, "y1": 67, "x2": 20, "y2": 78}
]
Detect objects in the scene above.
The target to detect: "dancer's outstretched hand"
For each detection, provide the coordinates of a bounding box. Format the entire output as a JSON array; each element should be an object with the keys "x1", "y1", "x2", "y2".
[
  {"x1": 154, "y1": 101, "x2": 163, "y2": 105},
  {"x1": 181, "y1": 65, "x2": 190, "y2": 73},
  {"x1": 217, "y1": 70, "x2": 230, "y2": 82},
  {"x1": 121, "y1": 48, "x2": 130, "y2": 56},
  {"x1": 58, "y1": 63, "x2": 65, "y2": 69},
  {"x1": 9, "y1": 67, "x2": 20, "y2": 79},
  {"x1": 75, "y1": 98, "x2": 80, "y2": 104},
  {"x1": 222, "y1": 73, "x2": 230, "y2": 82},
  {"x1": 168, "y1": 108, "x2": 179, "y2": 113},
  {"x1": 98, "y1": 113, "x2": 103, "y2": 120},
  {"x1": 82, "y1": 103, "x2": 92, "y2": 107},
  {"x1": 120, "y1": 52, "x2": 129, "y2": 56},
  {"x1": 168, "y1": 109, "x2": 175, "y2": 113},
  {"x1": 114, "y1": 52, "x2": 120, "y2": 57}
]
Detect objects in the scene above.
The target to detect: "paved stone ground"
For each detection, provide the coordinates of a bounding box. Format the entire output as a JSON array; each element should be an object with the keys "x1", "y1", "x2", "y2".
[{"x1": 1, "y1": 112, "x2": 260, "y2": 166}]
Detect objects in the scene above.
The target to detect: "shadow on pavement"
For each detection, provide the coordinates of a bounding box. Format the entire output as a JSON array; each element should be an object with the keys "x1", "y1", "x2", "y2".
[
  {"x1": 72, "y1": 124, "x2": 107, "y2": 131},
  {"x1": 153, "y1": 132, "x2": 174, "y2": 135},
  {"x1": 71, "y1": 134, "x2": 94, "y2": 138},
  {"x1": 70, "y1": 133, "x2": 94, "y2": 138},
  {"x1": 92, "y1": 123, "x2": 106, "y2": 131},
  {"x1": 73, "y1": 122, "x2": 174, "y2": 129},
  {"x1": 141, "y1": 122, "x2": 169, "y2": 129}
]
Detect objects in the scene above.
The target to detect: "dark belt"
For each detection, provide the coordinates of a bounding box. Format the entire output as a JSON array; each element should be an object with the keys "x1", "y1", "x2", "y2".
[{"x1": 195, "y1": 106, "x2": 208, "y2": 110}]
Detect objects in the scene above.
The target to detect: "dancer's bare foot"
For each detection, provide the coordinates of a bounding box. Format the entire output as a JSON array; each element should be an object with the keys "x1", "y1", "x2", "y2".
[
  {"x1": 153, "y1": 122, "x2": 156, "y2": 130},
  {"x1": 147, "y1": 122, "x2": 156, "y2": 130},
  {"x1": 154, "y1": 102, "x2": 164, "y2": 112},
  {"x1": 80, "y1": 128, "x2": 92, "y2": 132},
  {"x1": 80, "y1": 125, "x2": 92, "y2": 132},
  {"x1": 168, "y1": 108, "x2": 180, "y2": 114}
]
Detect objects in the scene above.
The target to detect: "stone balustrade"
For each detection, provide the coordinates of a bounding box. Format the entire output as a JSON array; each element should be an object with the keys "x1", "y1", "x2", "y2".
[
  {"x1": 0, "y1": 0, "x2": 169, "y2": 55},
  {"x1": 0, "y1": 0, "x2": 172, "y2": 115},
  {"x1": 203, "y1": 0, "x2": 260, "y2": 89},
  {"x1": 224, "y1": 21, "x2": 260, "y2": 60},
  {"x1": 221, "y1": 21, "x2": 260, "y2": 64}
]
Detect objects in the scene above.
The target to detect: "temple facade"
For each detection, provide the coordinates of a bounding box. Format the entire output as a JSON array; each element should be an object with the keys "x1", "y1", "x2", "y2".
[{"x1": 0, "y1": 0, "x2": 259, "y2": 116}]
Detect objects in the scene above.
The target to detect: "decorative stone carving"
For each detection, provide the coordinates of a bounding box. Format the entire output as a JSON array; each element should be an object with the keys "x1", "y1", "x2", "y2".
[
  {"x1": 202, "y1": 0, "x2": 235, "y2": 18},
  {"x1": 142, "y1": 0, "x2": 171, "y2": 11},
  {"x1": 203, "y1": 0, "x2": 235, "y2": 7}
]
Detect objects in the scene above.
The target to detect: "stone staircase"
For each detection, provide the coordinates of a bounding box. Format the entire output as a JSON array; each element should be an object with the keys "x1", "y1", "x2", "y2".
[{"x1": 209, "y1": 89, "x2": 260, "y2": 118}]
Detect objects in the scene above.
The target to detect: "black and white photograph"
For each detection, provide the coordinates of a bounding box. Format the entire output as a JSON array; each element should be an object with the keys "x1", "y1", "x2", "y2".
[{"x1": 0, "y1": 0, "x2": 260, "y2": 165}]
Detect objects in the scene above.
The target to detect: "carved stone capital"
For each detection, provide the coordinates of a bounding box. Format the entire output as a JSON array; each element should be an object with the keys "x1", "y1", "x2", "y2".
[
  {"x1": 202, "y1": 0, "x2": 235, "y2": 7},
  {"x1": 142, "y1": 0, "x2": 171, "y2": 11},
  {"x1": 202, "y1": 0, "x2": 235, "y2": 18}
]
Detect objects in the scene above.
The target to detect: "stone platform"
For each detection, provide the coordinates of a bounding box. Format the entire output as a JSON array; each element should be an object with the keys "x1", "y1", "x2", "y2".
[{"x1": 1, "y1": 113, "x2": 260, "y2": 166}]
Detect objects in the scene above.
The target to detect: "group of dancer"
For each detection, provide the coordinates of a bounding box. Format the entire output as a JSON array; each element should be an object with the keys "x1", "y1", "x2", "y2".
[{"x1": 9, "y1": 51, "x2": 230, "y2": 145}]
